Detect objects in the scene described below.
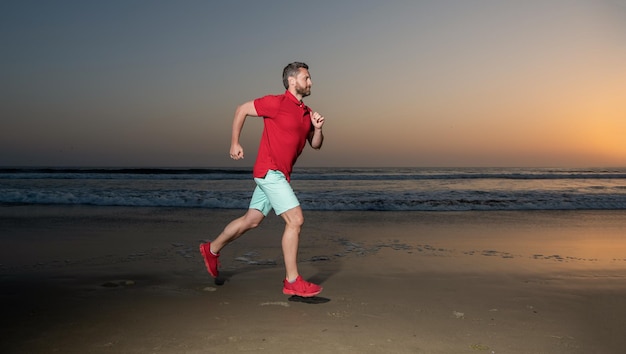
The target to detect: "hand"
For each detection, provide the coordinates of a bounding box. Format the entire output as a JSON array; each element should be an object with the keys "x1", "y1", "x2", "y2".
[
  {"x1": 230, "y1": 143, "x2": 244, "y2": 160},
  {"x1": 311, "y1": 112, "x2": 324, "y2": 129}
]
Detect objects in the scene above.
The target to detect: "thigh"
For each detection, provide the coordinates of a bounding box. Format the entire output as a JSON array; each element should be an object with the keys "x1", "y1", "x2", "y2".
[{"x1": 249, "y1": 185, "x2": 273, "y2": 216}]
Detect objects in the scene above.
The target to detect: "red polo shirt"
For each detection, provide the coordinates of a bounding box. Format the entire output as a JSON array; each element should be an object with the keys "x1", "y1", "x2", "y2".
[{"x1": 253, "y1": 90, "x2": 313, "y2": 181}]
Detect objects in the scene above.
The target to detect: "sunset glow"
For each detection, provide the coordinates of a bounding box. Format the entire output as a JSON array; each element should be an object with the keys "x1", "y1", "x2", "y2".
[{"x1": 1, "y1": 0, "x2": 624, "y2": 168}]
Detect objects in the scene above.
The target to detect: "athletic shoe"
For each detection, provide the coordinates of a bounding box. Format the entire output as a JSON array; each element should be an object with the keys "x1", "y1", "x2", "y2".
[
  {"x1": 199, "y1": 242, "x2": 219, "y2": 278},
  {"x1": 282, "y1": 276, "x2": 323, "y2": 297}
]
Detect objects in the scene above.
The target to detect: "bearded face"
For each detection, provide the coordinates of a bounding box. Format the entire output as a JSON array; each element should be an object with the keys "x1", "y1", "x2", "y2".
[
  {"x1": 295, "y1": 82, "x2": 311, "y2": 97},
  {"x1": 293, "y1": 68, "x2": 312, "y2": 97}
]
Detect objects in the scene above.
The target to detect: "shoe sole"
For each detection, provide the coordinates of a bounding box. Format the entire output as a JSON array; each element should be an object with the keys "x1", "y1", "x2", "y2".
[
  {"x1": 282, "y1": 288, "x2": 323, "y2": 297},
  {"x1": 199, "y1": 244, "x2": 218, "y2": 278}
]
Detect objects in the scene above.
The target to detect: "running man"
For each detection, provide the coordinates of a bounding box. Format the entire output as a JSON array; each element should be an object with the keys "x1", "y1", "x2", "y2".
[{"x1": 200, "y1": 62, "x2": 325, "y2": 297}]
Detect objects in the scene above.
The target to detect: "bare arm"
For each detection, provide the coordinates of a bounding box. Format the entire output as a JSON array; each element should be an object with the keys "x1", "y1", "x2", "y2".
[
  {"x1": 308, "y1": 111, "x2": 325, "y2": 149},
  {"x1": 230, "y1": 101, "x2": 258, "y2": 160}
]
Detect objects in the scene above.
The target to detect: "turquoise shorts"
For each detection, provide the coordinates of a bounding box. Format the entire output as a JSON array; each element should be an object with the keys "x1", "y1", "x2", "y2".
[{"x1": 250, "y1": 170, "x2": 300, "y2": 216}]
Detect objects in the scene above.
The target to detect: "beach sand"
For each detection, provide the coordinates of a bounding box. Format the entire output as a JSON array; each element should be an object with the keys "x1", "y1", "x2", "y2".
[{"x1": 2, "y1": 206, "x2": 626, "y2": 353}]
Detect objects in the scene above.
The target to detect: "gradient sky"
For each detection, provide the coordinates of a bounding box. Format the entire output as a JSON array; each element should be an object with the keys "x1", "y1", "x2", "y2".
[{"x1": 1, "y1": 0, "x2": 625, "y2": 168}]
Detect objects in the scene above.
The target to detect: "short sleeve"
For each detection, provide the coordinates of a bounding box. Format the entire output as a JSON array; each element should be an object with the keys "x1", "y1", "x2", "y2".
[{"x1": 253, "y1": 94, "x2": 282, "y2": 118}]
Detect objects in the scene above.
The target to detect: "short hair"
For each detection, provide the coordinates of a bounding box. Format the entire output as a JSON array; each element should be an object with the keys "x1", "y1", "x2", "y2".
[{"x1": 282, "y1": 62, "x2": 309, "y2": 89}]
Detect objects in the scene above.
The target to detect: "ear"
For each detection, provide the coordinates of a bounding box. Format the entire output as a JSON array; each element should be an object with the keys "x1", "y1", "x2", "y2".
[{"x1": 288, "y1": 76, "x2": 296, "y2": 87}]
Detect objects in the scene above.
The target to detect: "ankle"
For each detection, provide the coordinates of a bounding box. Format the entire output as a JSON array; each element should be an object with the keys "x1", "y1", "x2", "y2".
[
  {"x1": 286, "y1": 275, "x2": 300, "y2": 283},
  {"x1": 206, "y1": 242, "x2": 219, "y2": 256}
]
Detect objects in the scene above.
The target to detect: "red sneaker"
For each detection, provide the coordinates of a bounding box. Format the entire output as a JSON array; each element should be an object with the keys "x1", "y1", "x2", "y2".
[
  {"x1": 199, "y1": 242, "x2": 219, "y2": 278},
  {"x1": 282, "y1": 276, "x2": 323, "y2": 297}
]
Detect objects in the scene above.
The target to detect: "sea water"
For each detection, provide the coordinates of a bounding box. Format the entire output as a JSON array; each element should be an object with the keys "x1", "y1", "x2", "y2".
[{"x1": 1, "y1": 167, "x2": 625, "y2": 211}]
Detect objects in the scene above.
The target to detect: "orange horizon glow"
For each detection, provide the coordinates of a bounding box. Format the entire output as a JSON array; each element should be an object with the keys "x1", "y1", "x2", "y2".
[{"x1": 1, "y1": 1, "x2": 625, "y2": 168}]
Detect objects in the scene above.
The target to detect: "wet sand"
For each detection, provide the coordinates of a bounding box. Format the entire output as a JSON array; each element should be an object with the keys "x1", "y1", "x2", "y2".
[{"x1": 1, "y1": 206, "x2": 626, "y2": 353}]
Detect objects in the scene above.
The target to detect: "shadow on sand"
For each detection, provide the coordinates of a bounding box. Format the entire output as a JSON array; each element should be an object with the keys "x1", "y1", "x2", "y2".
[{"x1": 211, "y1": 256, "x2": 341, "y2": 304}]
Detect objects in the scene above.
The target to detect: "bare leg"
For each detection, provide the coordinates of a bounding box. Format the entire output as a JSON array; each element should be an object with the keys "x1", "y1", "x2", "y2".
[
  {"x1": 210, "y1": 208, "x2": 265, "y2": 254},
  {"x1": 280, "y1": 206, "x2": 304, "y2": 281}
]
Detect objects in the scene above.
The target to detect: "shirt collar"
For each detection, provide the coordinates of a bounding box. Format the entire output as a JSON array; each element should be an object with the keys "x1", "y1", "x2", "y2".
[{"x1": 284, "y1": 90, "x2": 305, "y2": 108}]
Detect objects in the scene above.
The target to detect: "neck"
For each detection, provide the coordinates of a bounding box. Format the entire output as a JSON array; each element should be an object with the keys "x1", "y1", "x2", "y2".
[{"x1": 288, "y1": 88, "x2": 303, "y2": 102}]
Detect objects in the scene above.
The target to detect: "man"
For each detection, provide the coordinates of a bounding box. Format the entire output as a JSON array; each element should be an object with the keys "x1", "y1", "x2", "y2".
[{"x1": 199, "y1": 62, "x2": 325, "y2": 297}]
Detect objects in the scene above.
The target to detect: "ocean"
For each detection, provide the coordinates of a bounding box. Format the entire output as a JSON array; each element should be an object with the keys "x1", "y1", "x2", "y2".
[{"x1": 1, "y1": 167, "x2": 626, "y2": 211}]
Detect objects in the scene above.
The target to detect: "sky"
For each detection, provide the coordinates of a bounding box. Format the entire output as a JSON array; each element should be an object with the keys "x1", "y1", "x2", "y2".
[{"x1": 1, "y1": 0, "x2": 625, "y2": 168}]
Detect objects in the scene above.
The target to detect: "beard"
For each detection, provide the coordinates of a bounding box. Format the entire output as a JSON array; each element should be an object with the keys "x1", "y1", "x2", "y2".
[{"x1": 295, "y1": 84, "x2": 311, "y2": 97}]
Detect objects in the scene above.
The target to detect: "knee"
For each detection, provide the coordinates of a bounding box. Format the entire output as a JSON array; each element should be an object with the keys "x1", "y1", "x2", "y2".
[
  {"x1": 287, "y1": 214, "x2": 304, "y2": 229},
  {"x1": 281, "y1": 207, "x2": 304, "y2": 230},
  {"x1": 297, "y1": 214, "x2": 304, "y2": 227},
  {"x1": 244, "y1": 217, "x2": 262, "y2": 230},
  {"x1": 243, "y1": 213, "x2": 264, "y2": 229}
]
